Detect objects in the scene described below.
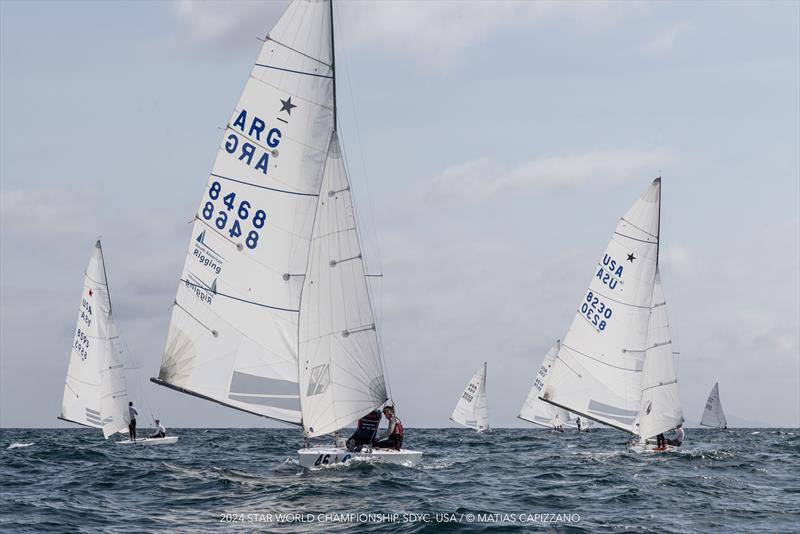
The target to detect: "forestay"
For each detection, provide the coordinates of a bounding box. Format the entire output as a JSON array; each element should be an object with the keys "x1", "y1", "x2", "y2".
[
  {"x1": 519, "y1": 342, "x2": 570, "y2": 428},
  {"x1": 637, "y1": 271, "x2": 683, "y2": 439},
  {"x1": 155, "y1": 0, "x2": 334, "y2": 425},
  {"x1": 542, "y1": 179, "x2": 662, "y2": 433},
  {"x1": 60, "y1": 240, "x2": 129, "y2": 438},
  {"x1": 700, "y1": 382, "x2": 728, "y2": 428},
  {"x1": 451, "y1": 363, "x2": 489, "y2": 432},
  {"x1": 298, "y1": 134, "x2": 387, "y2": 437}
]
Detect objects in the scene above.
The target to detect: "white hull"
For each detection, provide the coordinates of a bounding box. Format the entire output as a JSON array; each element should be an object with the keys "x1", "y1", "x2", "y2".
[
  {"x1": 298, "y1": 447, "x2": 422, "y2": 468},
  {"x1": 628, "y1": 440, "x2": 678, "y2": 453},
  {"x1": 116, "y1": 436, "x2": 179, "y2": 446}
]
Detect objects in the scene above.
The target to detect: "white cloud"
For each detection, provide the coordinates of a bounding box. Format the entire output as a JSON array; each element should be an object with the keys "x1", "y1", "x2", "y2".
[
  {"x1": 173, "y1": 0, "x2": 646, "y2": 64},
  {"x1": 428, "y1": 147, "x2": 678, "y2": 199},
  {"x1": 642, "y1": 21, "x2": 692, "y2": 55}
]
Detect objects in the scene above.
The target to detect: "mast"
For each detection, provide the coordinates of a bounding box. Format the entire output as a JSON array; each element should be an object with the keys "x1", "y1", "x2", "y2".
[
  {"x1": 329, "y1": 0, "x2": 337, "y2": 131},
  {"x1": 97, "y1": 239, "x2": 112, "y2": 315},
  {"x1": 655, "y1": 176, "x2": 662, "y2": 267}
]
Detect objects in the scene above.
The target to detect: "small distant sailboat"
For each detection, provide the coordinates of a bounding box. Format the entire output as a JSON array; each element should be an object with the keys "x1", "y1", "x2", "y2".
[
  {"x1": 539, "y1": 178, "x2": 685, "y2": 451},
  {"x1": 60, "y1": 240, "x2": 178, "y2": 446},
  {"x1": 518, "y1": 341, "x2": 571, "y2": 431},
  {"x1": 150, "y1": 0, "x2": 420, "y2": 467},
  {"x1": 700, "y1": 382, "x2": 728, "y2": 429},
  {"x1": 451, "y1": 362, "x2": 489, "y2": 432}
]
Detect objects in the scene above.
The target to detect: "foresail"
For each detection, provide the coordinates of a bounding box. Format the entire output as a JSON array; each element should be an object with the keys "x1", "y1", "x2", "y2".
[
  {"x1": 637, "y1": 271, "x2": 683, "y2": 439},
  {"x1": 61, "y1": 240, "x2": 128, "y2": 435},
  {"x1": 452, "y1": 363, "x2": 489, "y2": 432},
  {"x1": 298, "y1": 134, "x2": 387, "y2": 437},
  {"x1": 542, "y1": 178, "x2": 662, "y2": 433},
  {"x1": 519, "y1": 342, "x2": 569, "y2": 428},
  {"x1": 100, "y1": 315, "x2": 130, "y2": 438},
  {"x1": 700, "y1": 382, "x2": 727, "y2": 428},
  {"x1": 155, "y1": 0, "x2": 334, "y2": 425}
]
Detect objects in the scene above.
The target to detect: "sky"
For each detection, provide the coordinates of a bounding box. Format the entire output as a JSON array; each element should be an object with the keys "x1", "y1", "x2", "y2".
[{"x1": 1, "y1": 0, "x2": 798, "y2": 429}]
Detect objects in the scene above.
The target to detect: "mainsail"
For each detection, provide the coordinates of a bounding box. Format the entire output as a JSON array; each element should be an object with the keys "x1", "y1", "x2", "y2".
[
  {"x1": 154, "y1": 0, "x2": 335, "y2": 425},
  {"x1": 153, "y1": 0, "x2": 389, "y2": 437},
  {"x1": 541, "y1": 178, "x2": 667, "y2": 434},
  {"x1": 700, "y1": 382, "x2": 728, "y2": 428},
  {"x1": 451, "y1": 363, "x2": 489, "y2": 432},
  {"x1": 519, "y1": 341, "x2": 571, "y2": 428},
  {"x1": 60, "y1": 240, "x2": 130, "y2": 438}
]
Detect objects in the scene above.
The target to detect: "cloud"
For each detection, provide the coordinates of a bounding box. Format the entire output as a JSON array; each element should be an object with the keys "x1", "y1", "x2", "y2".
[
  {"x1": 642, "y1": 21, "x2": 692, "y2": 55},
  {"x1": 428, "y1": 147, "x2": 678, "y2": 199},
  {"x1": 173, "y1": 0, "x2": 646, "y2": 64}
]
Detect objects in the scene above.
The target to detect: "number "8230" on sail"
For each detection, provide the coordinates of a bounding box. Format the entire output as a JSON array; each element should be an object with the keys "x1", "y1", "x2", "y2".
[
  {"x1": 201, "y1": 181, "x2": 266, "y2": 250},
  {"x1": 580, "y1": 291, "x2": 613, "y2": 331}
]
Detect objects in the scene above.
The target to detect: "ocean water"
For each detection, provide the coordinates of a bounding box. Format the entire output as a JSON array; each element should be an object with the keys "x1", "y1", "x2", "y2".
[{"x1": 1, "y1": 427, "x2": 798, "y2": 533}]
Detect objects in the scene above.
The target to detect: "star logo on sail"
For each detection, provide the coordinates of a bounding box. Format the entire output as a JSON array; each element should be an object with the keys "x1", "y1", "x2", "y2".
[
  {"x1": 627, "y1": 253, "x2": 636, "y2": 262},
  {"x1": 280, "y1": 97, "x2": 297, "y2": 115},
  {"x1": 88, "y1": 289, "x2": 93, "y2": 297}
]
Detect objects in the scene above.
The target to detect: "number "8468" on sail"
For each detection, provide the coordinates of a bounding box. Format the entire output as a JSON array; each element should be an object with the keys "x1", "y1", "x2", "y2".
[{"x1": 201, "y1": 181, "x2": 266, "y2": 250}]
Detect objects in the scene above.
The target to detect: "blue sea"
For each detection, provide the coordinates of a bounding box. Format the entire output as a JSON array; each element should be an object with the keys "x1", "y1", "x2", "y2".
[{"x1": 1, "y1": 428, "x2": 798, "y2": 532}]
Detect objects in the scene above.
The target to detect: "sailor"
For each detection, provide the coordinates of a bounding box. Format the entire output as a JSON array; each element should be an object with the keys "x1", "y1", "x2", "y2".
[
  {"x1": 373, "y1": 406, "x2": 404, "y2": 450},
  {"x1": 666, "y1": 424, "x2": 685, "y2": 447},
  {"x1": 346, "y1": 409, "x2": 381, "y2": 452},
  {"x1": 576, "y1": 418, "x2": 582, "y2": 432},
  {"x1": 128, "y1": 401, "x2": 138, "y2": 441},
  {"x1": 149, "y1": 419, "x2": 166, "y2": 439},
  {"x1": 656, "y1": 433, "x2": 666, "y2": 448}
]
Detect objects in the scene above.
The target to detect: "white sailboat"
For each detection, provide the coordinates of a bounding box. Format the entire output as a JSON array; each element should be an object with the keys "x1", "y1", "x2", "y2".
[
  {"x1": 451, "y1": 362, "x2": 489, "y2": 432},
  {"x1": 150, "y1": 0, "x2": 420, "y2": 467},
  {"x1": 518, "y1": 341, "x2": 571, "y2": 430},
  {"x1": 539, "y1": 178, "x2": 684, "y2": 450},
  {"x1": 60, "y1": 240, "x2": 178, "y2": 445},
  {"x1": 700, "y1": 382, "x2": 728, "y2": 429}
]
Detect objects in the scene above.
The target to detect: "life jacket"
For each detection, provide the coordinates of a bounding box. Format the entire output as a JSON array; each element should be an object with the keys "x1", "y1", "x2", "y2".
[{"x1": 391, "y1": 417, "x2": 404, "y2": 438}]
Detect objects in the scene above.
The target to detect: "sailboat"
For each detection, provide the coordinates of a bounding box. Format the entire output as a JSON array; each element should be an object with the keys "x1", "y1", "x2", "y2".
[
  {"x1": 451, "y1": 362, "x2": 489, "y2": 432},
  {"x1": 518, "y1": 341, "x2": 571, "y2": 431},
  {"x1": 539, "y1": 178, "x2": 684, "y2": 450},
  {"x1": 150, "y1": 0, "x2": 420, "y2": 467},
  {"x1": 700, "y1": 382, "x2": 728, "y2": 429},
  {"x1": 60, "y1": 240, "x2": 178, "y2": 445}
]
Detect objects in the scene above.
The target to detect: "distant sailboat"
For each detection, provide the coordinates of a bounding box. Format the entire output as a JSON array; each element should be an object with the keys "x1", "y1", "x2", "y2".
[
  {"x1": 700, "y1": 382, "x2": 728, "y2": 429},
  {"x1": 60, "y1": 240, "x2": 177, "y2": 445},
  {"x1": 518, "y1": 341, "x2": 571, "y2": 430},
  {"x1": 150, "y1": 0, "x2": 420, "y2": 467},
  {"x1": 451, "y1": 363, "x2": 489, "y2": 432},
  {"x1": 539, "y1": 178, "x2": 684, "y2": 450}
]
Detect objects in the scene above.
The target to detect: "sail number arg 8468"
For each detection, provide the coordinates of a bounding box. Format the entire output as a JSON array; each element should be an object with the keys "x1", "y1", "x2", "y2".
[
  {"x1": 202, "y1": 181, "x2": 266, "y2": 249},
  {"x1": 580, "y1": 291, "x2": 613, "y2": 331}
]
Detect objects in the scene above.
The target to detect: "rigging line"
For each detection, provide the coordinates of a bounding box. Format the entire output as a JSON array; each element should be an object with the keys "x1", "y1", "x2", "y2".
[
  {"x1": 210, "y1": 172, "x2": 319, "y2": 197},
  {"x1": 265, "y1": 36, "x2": 332, "y2": 68},
  {"x1": 254, "y1": 63, "x2": 333, "y2": 79},
  {"x1": 613, "y1": 231, "x2": 658, "y2": 245},
  {"x1": 180, "y1": 279, "x2": 300, "y2": 313},
  {"x1": 620, "y1": 216, "x2": 658, "y2": 239},
  {"x1": 561, "y1": 343, "x2": 642, "y2": 372},
  {"x1": 173, "y1": 301, "x2": 216, "y2": 334},
  {"x1": 96, "y1": 241, "x2": 113, "y2": 315}
]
